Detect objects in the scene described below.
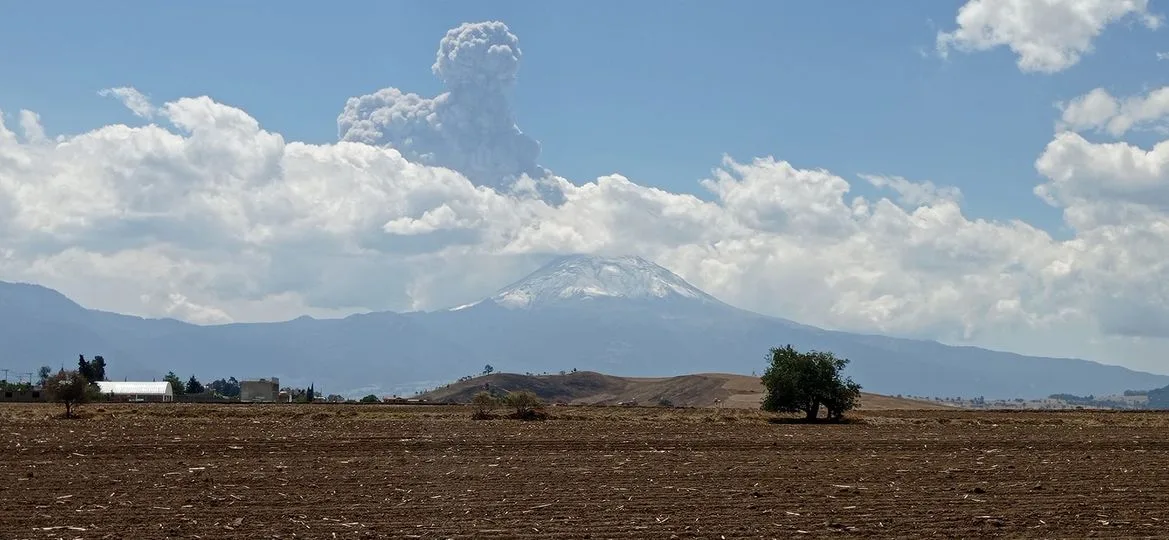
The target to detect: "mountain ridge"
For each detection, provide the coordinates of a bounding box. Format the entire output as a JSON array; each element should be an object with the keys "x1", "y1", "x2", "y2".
[
  {"x1": 2, "y1": 254, "x2": 1167, "y2": 399},
  {"x1": 488, "y1": 254, "x2": 723, "y2": 309}
]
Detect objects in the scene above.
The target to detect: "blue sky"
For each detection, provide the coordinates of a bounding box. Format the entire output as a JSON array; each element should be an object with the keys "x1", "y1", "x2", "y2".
[{"x1": 3, "y1": 1, "x2": 1162, "y2": 237}]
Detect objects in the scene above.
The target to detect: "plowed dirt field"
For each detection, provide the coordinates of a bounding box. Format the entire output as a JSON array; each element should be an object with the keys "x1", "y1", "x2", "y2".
[{"x1": 2, "y1": 404, "x2": 1168, "y2": 538}]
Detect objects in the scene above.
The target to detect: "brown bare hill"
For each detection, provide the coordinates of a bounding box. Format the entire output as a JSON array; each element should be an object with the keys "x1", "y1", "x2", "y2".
[{"x1": 419, "y1": 371, "x2": 948, "y2": 410}]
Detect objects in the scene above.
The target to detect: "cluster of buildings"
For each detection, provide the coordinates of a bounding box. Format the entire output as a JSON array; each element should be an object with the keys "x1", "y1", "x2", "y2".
[
  {"x1": 3, "y1": 375, "x2": 358, "y2": 404},
  {"x1": 90, "y1": 377, "x2": 287, "y2": 403}
]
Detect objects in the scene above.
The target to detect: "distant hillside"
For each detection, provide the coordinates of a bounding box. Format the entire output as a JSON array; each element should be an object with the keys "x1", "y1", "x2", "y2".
[{"x1": 418, "y1": 371, "x2": 950, "y2": 410}]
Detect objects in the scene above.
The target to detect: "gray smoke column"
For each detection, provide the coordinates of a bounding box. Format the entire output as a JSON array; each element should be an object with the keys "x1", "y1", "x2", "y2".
[
  {"x1": 338, "y1": 21, "x2": 549, "y2": 193},
  {"x1": 433, "y1": 22, "x2": 521, "y2": 90}
]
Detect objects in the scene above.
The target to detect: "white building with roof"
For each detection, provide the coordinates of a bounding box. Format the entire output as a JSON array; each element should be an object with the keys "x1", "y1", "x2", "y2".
[{"x1": 96, "y1": 381, "x2": 174, "y2": 402}]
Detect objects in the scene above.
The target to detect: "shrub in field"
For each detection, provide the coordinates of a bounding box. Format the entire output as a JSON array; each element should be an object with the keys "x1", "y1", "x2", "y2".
[
  {"x1": 471, "y1": 391, "x2": 499, "y2": 419},
  {"x1": 45, "y1": 370, "x2": 93, "y2": 418},
  {"x1": 503, "y1": 390, "x2": 547, "y2": 420},
  {"x1": 761, "y1": 344, "x2": 861, "y2": 422}
]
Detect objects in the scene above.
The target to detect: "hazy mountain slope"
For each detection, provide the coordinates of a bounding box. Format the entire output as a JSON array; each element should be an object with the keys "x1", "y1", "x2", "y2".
[
  {"x1": 0, "y1": 282, "x2": 475, "y2": 394},
  {"x1": 0, "y1": 282, "x2": 153, "y2": 377},
  {"x1": 2, "y1": 254, "x2": 1168, "y2": 399}
]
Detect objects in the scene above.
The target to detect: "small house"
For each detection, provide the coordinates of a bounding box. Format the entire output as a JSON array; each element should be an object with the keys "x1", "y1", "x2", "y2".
[{"x1": 240, "y1": 378, "x2": 280, "y2": 403}]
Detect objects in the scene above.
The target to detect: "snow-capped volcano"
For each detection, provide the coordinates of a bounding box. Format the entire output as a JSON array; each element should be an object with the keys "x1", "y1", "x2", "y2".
[{"x1": 488, "y1": 254, "x2": 722, "y2": 309}]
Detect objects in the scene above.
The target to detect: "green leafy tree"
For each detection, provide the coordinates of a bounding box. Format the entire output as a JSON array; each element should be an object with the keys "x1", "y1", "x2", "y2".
[
  {"x1": 359, "y1": 394, "x2": 379, "y2": 403},
  {"x1": 45, "y1": 369, "x2": 90, "y2": 418},
  {"x1": 306, "y1": 384, "x2": 315, "y2": 403},
  {"x1": 761, "y1": 345, "x2": 861, "y2": 422},
  {"x1": 77, "y1": 354, "x2": 95, "y2": 383},
  {"x1": 37, "y1": 366, "x2": 52, "y2": 386},
  {"x1": 483, "y1": 364, "x2": 495, "y2": 375},
  {"x1": 822, "y1": 378, "x2": 861, "y2": 420},
  {"x1": 185, "y1": 375, "x2": 204, "y2": 394},
  {"x1": 207, "y1": 377, "x2": 241, "y2": 397},
  {"x1": 163, "y1": 372, "x2": 185, "y2": 396},
  {"x1": 91, "y1": 356, "x2": 107, "y2": 382}
]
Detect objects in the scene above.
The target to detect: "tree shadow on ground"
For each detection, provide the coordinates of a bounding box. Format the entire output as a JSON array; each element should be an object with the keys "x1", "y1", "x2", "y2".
[
  {"x1": 767, "y1": 416, "x2": 863, "y2": 425},
  {"x1": 508, "y1": 409, "x2": 549, "y2": 421}
]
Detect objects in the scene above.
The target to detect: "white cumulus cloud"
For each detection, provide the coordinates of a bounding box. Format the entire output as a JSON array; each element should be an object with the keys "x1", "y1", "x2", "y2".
[
  {"x1": 860, "y1": 174, "x2": 963, "y2": 207},
  {"x1": 18, "y1": 110, "x2": 46, "y2": 143},
  {"x1": 0, "y1": 91, "x2": 1149, "y2": 344},
  {"x1": 937, "y1": 0, "x2": 1162, "y2": 73},
  {"x1": 1058, "y1": 86, "x2": 1169, "y2": 136},
  {"x1": 98, "y1": 87, "x2": 158, "y2": 119}
]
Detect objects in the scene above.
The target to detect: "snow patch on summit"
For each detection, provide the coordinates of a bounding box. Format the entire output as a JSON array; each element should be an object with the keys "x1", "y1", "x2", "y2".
[{"x1": 488, "y1": 254, "x2": 720, "y2": 309}]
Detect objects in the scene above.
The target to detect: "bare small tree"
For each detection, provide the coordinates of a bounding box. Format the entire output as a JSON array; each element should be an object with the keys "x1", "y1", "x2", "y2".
[
  {"x1": 503, "y1": 390, "x2": 545, "y2": 420},
  {"x1": 471, "y1": 391, "x2": 498, "y2": 420},
  {"x1": 45, "y1": 370, "x2": 90, "y2": 418}
]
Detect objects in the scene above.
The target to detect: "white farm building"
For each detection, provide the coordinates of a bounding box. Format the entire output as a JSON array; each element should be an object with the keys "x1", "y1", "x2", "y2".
[{"x1": 96, "y1": 381, "x2": 174, "y2": 402}]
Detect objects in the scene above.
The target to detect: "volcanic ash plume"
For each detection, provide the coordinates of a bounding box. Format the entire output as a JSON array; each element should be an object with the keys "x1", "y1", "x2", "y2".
[{"x1": 337, "y1": 21, "x2": 550, "y2": 195}]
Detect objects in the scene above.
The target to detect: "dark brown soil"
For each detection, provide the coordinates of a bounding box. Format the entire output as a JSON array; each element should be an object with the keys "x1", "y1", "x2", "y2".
[{"x1": 1, "y1": 404, "x2": 1167, "y2": 538}]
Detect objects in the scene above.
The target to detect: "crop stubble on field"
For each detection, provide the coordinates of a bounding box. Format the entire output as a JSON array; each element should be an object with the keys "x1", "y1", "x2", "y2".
[{"x1": 2, "y1": 404, "x2": 1168, "y2": 538}]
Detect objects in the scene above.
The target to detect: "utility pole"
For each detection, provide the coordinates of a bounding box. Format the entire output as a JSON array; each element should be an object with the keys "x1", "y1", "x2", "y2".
[{"x1": 1, "y1": 368, "x2": 9, "y2": 383}]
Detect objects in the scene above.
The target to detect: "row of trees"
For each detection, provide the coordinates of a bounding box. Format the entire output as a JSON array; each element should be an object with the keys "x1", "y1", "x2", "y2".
[
  {"x1": 35, "y1": 345, "x2": 864, "y2": 421},
  {"x1": 39, "y1": 345, "x2": 1169, "y2": 420},
  {"x1": 42, "y1": 362, "x2": 320, "y2": 415},
  {"x1": 160, "y1": 374, "x2": 319, "y2": 403},
  {"x1": 160, "y1": 372, "x2": 240, "y2": 397},
  {"x1": 36, "y1": 355, "x2": 280, "y2": 414}
]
